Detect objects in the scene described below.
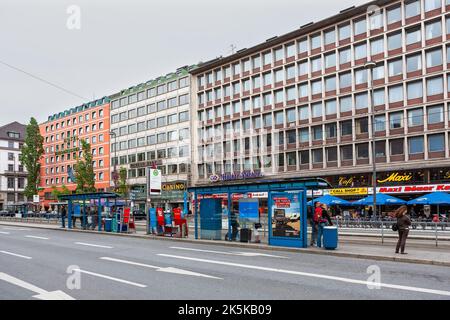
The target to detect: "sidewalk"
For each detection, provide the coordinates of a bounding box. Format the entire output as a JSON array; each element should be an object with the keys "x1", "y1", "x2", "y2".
[{"x1": 1, "y1": 221, "x2": 450, "y2": 267}]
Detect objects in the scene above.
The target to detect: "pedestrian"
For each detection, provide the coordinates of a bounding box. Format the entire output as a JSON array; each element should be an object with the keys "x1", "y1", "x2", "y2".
[
  {"x1": 310, "y1": 202, "x2": 321, "y2": 247},
  {"x1": 60, "y1": 205, "x2": 67, "y2": 228},
  {"x1": 368, "y1": 206, "x2": 373, "y2": 220},
  {"x1": 316, "y1": 203, "x2": 333, "y2": 248},
  {"x1": 393, "y1": 205, "x2": 411, "y2": 254}
]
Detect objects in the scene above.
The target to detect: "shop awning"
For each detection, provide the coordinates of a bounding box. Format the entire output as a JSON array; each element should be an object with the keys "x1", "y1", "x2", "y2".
[
  {"x1": 352, "y1": 193, "x2": 406, "y2": 206},
  {"x1": 307, "y1": 195, "x2": 351, "y2": 206},
  {"x1": 407, "y1": 192, "x2": 450, "y2": 205}
]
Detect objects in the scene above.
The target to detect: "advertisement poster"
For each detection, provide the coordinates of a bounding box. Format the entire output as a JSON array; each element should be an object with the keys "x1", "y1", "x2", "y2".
[{"x1": 271, "y1": 193, "x2": 301, "y2": 238}]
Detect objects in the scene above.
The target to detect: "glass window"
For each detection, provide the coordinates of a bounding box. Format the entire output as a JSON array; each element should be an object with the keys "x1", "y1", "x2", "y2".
[
  {"x1": 310, "y1": 34, "x2": 321, "y2": 49},
  {"x1": 252, "y1": 56, "x2": 261, "y2": 69},
  {"x1": 369, "y1": 10, "x2": 383, "y2": 30},
  {"x1": 312, "y1": 149, "x2": 323, "y2": 163},
  {"x1": 405, "y1": 0, "x2": 421, "y2": 18},
  {"x1": 340, "y1": 72, "x2": 352, "y2": 88},
  {"x1": 354, "y1": 43, "x2": 367, "y2": 60},
  {"x1": 406, "y1": 53, "x2": 422, "y2": 72},
  {"x1": 408, "y1": 136, "x2": 424, "y2": 154},
  {"x1": 426, "y1": 20, "x2": 442, "y2": 39},
  {"x1": 373, "y1": 64, "x2": 385, "y2": 80},
  {"x1": 341, "y1": 120, "x2": 352, "y2": 136},
  {"x1": 298, "y1": 61, "x2": 309, "y2": 76},
  {"x1": 325, "y1": 76, "x2": 336, "y2": 91},
  {"x1": 340, "y1": 96, "x2": 352, "y2": 112},
  {"x1": 408, "y1": 108, "x2": 424, "y2": 126},
  {"x1": 286, "y1": 108, "x2": 296, "y2": 122},
  {"x1": 312, "y1": 126, "x2": 323, "y2": 140},
  {"x1": 373, "y1": 88, "x2": 385, "y2": 106},
  {"x1": 286, "y1": 43, "x2": 296, "y2": 58},
  {"x1": 356, "y1": 143, "x2": 369, "y2": 159},
  {"x1": 428, "y1": 134, "x2": 445, "y2": 152},
  {"x1": 253, "y1": 75, "x2": 261, "y2": 89},
  {"x1": 406, "y1": 27, "x2": 421, "y2": 45},
  {"x1": 389, "y1": 112, "x2": 404, "y2": 129},
  {"x1": 299, "y1": 83, "x2": 308, "y2": 98},
  {"x1": 388, "y1": 32, "x2": 402, "y2": 50},
  {"x1": 325, "y1": 123, "x2": 337, "y2": 138},
  {"x1": 339, "y1": 24, "x2": 351, "y2": 40},
  {"x1": 390, "y1": 139, "x2": 404, "y2": 155},
  {"x1": 263, "y1": 51, "x2": 272, "y2": 65},
  {"x1": 286, "y1": 87, "x2": 296, "y2": 101},
  {"x1": 355, "y1": 69, "x2": 367, "y2": 85},
  {"x1": 427, "y1": 105, "x2": 444, "y2": 123},
  {"x1": 387, "y1": 6, "x2": 401, "y2": 24},
  {"x1": 263, "y1": 73, "x2": 272, "y2": 86},
  {"x1": 388, "y1": 59, "x2": 403, "y2": 76},
  {"x1": 324, "y1": 29, "x2": 336, "y2": 45},
  {"x1": 356, "y1": 118, "x2": 368, "y2": 134},
  {"x1": 389, "y1": 85, "x2": 404, "y2": 103},
  {"x1": 274, "y1": 69, "x2": 284, "y2": 83},
  {"x1": 427, "y1": 76, "x2": 444, "y2": 96},
  {"x1": 355, "y1": 92, "x2": 368, "y2": 109},
  {"x1": 374, "y1": 115, "x2": 386, "y2": 131},
  {"x1": 371, "y1": 38, "x2": 384, "y2": 55},
  {"x1": 447, "y1": 16, "x2": 450, "y2": 34},
  {"x1": 354, "y1": 19, "x2": 367, "y2": 35},
  {"x1": 325, "y1": 100, "x2": 337, "y2": 115},
  {"x1": 311, "y1": 80, "x2": 322, "y2": 95},
  {"x1": 263, "y1": 93, "x2": 272, "y2": 106},
  {"x1": 286, "y1": 65, "x2": 296, "y2": 79},
  {"x1": 263, "y1": 114, "x2": 272, "y2": 127},
  {"x1": 274, "y1": 48, "x2": 284, "y2": 61},
  {"x1": 298, "y1": 38, "x2": 308, "y2": 54},
  {"x1": 341, "y1": 145, "x2": 353, "y2": 160},
  {"x1": 339, "y1": 48, "x2": 351, "y2": 64},
  {"x1": 312, "y1": 103, "x2": 323, "y2": 118},
  {"x1": 299, "y1": 128, "x2": 309, "y2": 143},
  {"x1": 407, "y1": 81, "x2": 423, "y2": 99},
  {"x1": 325, "y1": 52, "x2": 336, "y2": 68},
  {"x1": 299, "y1": 105, "x2": 309, "y2": 120},
  {"x1": 274, "y1": 90, "x2": 284, "y2": 104},
  {"x1": 426, "y1": 48, "x2": 443, "y2": 68},
  {"x1": 425, "y1": 0, "x2": 442, "y2": 12},
  {"x1": 311, "y1": 57, "x2": 322, "y2": 72}
]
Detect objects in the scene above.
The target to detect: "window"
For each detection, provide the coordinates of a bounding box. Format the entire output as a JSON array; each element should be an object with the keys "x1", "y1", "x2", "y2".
[
  {"x1": 405, "y1": 0, "x2": 421, "y2": 18},
  {"x1": 390, "y1": 112, "x2": 404, "y2": 129},
  {"x1": 286, "y1": 43, "x2": 296, "y2": 58},
  {"x1": 298, "y1": 38, "x2": 308, "y2": 54},
  {"x1": 354, "y1": 43, "x2": 367, "y2": 60},
  {"x1": 339, "y1": 72, "x2": 352, "y2": 88},
  {"x1": 312, "y1": 149, "x2": 323, "y2": 163},
  {"x1": 233, "y1": 63, "x2": 241, "y2": 76},
  {"x1": 408, "y1": 108, "x2": 424, "y2": 126},
  {"x1": 373, "y1": 88, "x2": 385, "y2": 106},
  {"x1": 243, "y1": 59, "x2": 251, "y2": 72},
  {"x1": 356, "y1": 143, "x2": 369, "y2": 159},
  {"x1": 299, "y1": 128, "x2": 309, "y2": 143},
  {"x1": 387, "y1": 6, "x2": 401, "y2": 24},
  {"x1": 325, "y1": 76, "x2": 336, "y2": 92},
  {"x1": 339, "y1": 24, "x2": 351, "y2": 40},
  {"x1": 311, "y1": 57, "x2": 322, "y2": 72},
  {"x1": 390, "y1": 139, "x2": 404, "y2": 155},
  {"x1": 426, "y1": 20, "x2": 442, "y2": 39},
  {"x1": 252, "y1": 56, "x2": 261, "y2": 69},
  {"x1": 370, "y1": 38, "x2": 384, "y2": 56},
  {"x1": 325, "y1": 100, "x2": 337, "y2": 115},
  {"x1": 406, "y1": 53, "x2": 422, "y2": 72},
  {"x1": 299, "y1": 83, "x2": 308, "y2": 99},
  {"x1": 274, "y1": 48, "x2": 284, "y2": 61},
  {"x1": 389, "y1": 85, "x2": 404, "y2": 103},
  {"x1": 311, "y1": 80, "x2": 322, "y2": 95},
  {"x1": 426, "y1": 48, "x2": 443, "y2": 68},
  {"x1": 409, "y1": 136, "x2": 424, "y2": 154},
  {"x1": 324, "y1": 29, "x2": 336, "y2": 45},
  {"x1": 340, "y1": 145, "x2": 353, "y2": 160},
  {"x1": 310, "y1": 33, "x2": 321, "y2": 50},
  {"x1": 325, "y1": 52, "x2": 336, "y2": 69},
  {"x1": 298, "y1": 105, "x2": 309, "y2": 121},
  {"x1": 407, "y1": 81, "x2": 423, "y2": 100},
  {"x1": 263, "y1": 51, "x2": 272, "y2": 65},
  {"x1": 312, "y1": 126, "x2": 323, "y2": 141},
  {"x1": 263, "y1": 73, "x2": 272, "y2": 86},
  {"x1": 388, "y1": 59, "x2": 403, "y2": 77},
  {"x1": 356, "y1": 117, "x2": 368, "y2": 134},
  {"x1": 263, "y1": 114, "x2": 272, "y2": 127},
  {"x1": 274, "y1": 69, "x2": 284, "y2": 83},
  {"x1": 286, "y1": 65, "x2": 296, "y2": 79},
  {"x1": 274, "y1": 111, "x2": 284, "y2": 125},
  {"x1": 312, "y1": 103, "x2": 323, "y2": 118},
  {"x1": 354, "y1": 18, "x2": 367, "y2": 35},
  {"x1": 339, "y1": 47, "x2": 351, "y2": 64},
  {"x1": 388, "y1": 32, "x2": 402, "y2": 51},
  {"x1": 374, "y1": 115, "x2": 386, "y2": 131},
  {"x1": 427, "y1": 105, "x2": 444, "y2": 123},
  {"x1": 406, "y1": 27, "x2": 421, "y2": 45},
  {"x1": 355, "y1": 69, "x2": 367, "y2": 85},
  {"x1": 427, "y1": 76, "x2": 444, "y2": 96},
  {"x1": 298, "y1": 61, "x2": 308, "y2": 76},
  {"x1": 425, "y1": 0, "x2": 442, "y2": 12},
  {"x1": 340, "y1": 96, "x2": 352, "y2": 113},
  {"x1": 369, "y1": 9, "x2": 383, "y2": 30},
  {"x1": 428, "y1": 134, "x2": 445, "y2": 152},
  {"x1": 341, "y1": 120, "x2": 352, "y2": 136},
  {"x1": 355, "y1": 93, "x2": 368, "y2": 109},
  {"x1": 325, "y1": 123, "x2": 337, "y2": 138},
  {"x1": 286, "y1": 87, "x2": 296, "y2": 101}
]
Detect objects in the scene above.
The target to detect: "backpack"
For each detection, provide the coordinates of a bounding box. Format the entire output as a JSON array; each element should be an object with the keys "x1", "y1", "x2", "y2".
[{"x1": 313, "y1": 208, "x2": 322, "y2": 223}]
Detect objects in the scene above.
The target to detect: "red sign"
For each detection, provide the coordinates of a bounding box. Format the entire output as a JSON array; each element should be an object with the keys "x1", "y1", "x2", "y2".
[
  {"x1": 156, "y1": 208, "x2": 164, "y2": 225},
  {"x1": 274, "y1": 197, "x2": 291, "y2": 208},
  {"x1": 173, "y1": 208, "x2": 182, "y2": 220},
  {"x1": 377, "y1": 184, "x2": 450, "y2": 194}
]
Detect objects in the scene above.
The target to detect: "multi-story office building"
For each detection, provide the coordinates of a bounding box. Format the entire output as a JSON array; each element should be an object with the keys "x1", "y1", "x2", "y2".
[
  {"x1": 38, "y1": 98, "x2": 111, "y2": 209},
  {"x1": 109, "y1": 66, "x2": 194, "y2": 211},
  {"x1": 190, "y1": 0, "x2": 450, "y2": 200},
  {"x1": 0, "y1": 122, "x2": 27, "y2": 210}
]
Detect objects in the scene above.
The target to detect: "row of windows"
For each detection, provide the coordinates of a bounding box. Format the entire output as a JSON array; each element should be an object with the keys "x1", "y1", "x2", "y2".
[
  {"x1": 45, "y1": 109, "x2": 104, "y2": 133},
  {"x1": 44, "y1": 147, "x2": 106, "y2": 164},
  {"x1": 45, "y1": 123, "x2": 105, "y2": 144},
  {"x1": 197, "y1": 134, "x2": 450, "y2": 176},
  {"x1": 197, "y1": 0, "x2": 449, "y2": 86},
  {"x1": 111, "y1": 128, "x2": 190, "y2": 152},
  {"x1": 198, "y1": 44, "x2": 450, "y2": 106},
  {"x1": 6, "y1": 177, "x2": 26, "y2": 189},
  {"x1": 44, "y1": 160, "x2": 106, "y2": 176},
  {"x1": 111, "y1": 111, "x2": 190, "y2": 137},
  {"x1": 45, "y1": 134, "x2": 106, "y2": 155},
  {"x1": 111, "y1": 145, "x2": 190, "y2": 166},
  {"x1": 111, "y1": 94, "x2": 189, "y2": 124},
  {"x1": 197, "y1": 104, "x2": 449, "y2": 143},
  {"x1": 125, "y1": 163, "x2": 190, "y2": 178},
  {"x1": 111, "y1": 77, "x2": 190, "y2": 109},
  {"x1": 44, "y1": 171, "x2": 106, "y2": 186}
]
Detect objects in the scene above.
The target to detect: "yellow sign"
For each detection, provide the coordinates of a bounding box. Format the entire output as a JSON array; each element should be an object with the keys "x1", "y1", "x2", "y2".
[
  {"x1": 444, "y1": 171, "x2": 450, "y2": 179},
  {"x1": 338, "y1": 177, "x2": 354, "y2": 187},
  {"x1": 162, "y1": 182, "x2": 186, "y2": 192},
  {"x1": 378, "y1": 172, "x2": 412, "y2": 184},
  {"x1": 329, "y1": 188, "x2": 368, "y2": 196}
]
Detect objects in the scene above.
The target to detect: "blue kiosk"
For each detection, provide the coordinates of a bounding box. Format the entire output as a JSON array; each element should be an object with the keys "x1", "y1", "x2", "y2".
[
  {"x1": 187, "y1": 178, "x2": 330, "y2": 248},
  {"x1": 58, "y1": 192, "x2": 121, "y2": 231}
]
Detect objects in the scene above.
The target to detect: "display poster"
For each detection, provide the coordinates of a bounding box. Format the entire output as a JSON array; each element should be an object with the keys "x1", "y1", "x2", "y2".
[
  {"x1": 271, "y1": 193, "x2": 301, "y2": 238},
  {"x1": 239, "y1": 198, "x2": 259, "y2": 222}
]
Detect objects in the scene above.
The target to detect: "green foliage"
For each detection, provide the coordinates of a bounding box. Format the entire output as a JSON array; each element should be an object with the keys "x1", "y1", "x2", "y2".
[
  {"x1": 117, "y1": 167, "x2": 129, "y2": 198},
  {"x1": 51, "y1": 185, "x2": 71, "y2": 199},
  {"x1": 20, "y1": 118, "x2": 44, "y2": 198},
  {"x1": 74, "y1": 139, "x2": 96, "y2": 193}
]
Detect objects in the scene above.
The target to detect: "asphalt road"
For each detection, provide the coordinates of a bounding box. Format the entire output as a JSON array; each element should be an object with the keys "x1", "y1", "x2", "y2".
[{"x1": 1, "y1": 225, "x2": 450, "y2": 300}]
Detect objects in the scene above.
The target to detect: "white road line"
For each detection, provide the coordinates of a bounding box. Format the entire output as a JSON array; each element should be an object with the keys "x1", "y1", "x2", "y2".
[
  {"x1": 25, "y1": 235, "x2": 49, "y2": 240},
  {"x1": 170, "y1": 246, "x2": 288, "y2": 259},
  {"x1": 0, "y1": 272, "x2": 74, "y2": 300},
  {"x1": 73, "y1": 269, "x2": 147, "y2": 288},
  {"x1": 157, "y1": 254, "x2": 450, "y2": 297},
  {"x1": 100, "y1": 257, "x2": 222, "y2": 280},
  {"x1": 74, "y1": 242, "x2": 113, "y2": 249},
  {"x1": 2, "y1": 227, "x2": 31, "y2": 231},
  {"x1": 0, "y1": 231, "x2": 10, "y2": 235},
  {"x1": 0, "y1": 250, "x2": 32, "y2": 260}
]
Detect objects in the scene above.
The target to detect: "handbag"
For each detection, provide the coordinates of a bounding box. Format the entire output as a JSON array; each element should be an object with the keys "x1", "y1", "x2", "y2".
[{"x1": 392, "y1": 223, "x2": 398, "y2": 232}]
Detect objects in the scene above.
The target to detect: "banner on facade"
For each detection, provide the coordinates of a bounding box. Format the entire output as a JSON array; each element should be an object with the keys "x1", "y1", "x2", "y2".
[{"x1": 328, "y1": 188, "x2": 368, "y2": 196}]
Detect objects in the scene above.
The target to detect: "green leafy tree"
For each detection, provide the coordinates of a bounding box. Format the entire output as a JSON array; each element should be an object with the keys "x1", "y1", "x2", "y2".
[
  {"x1": 51, "y1": 185, "x2": 70, "y2": 199},
  {"x1": 20, "y1": 117, "x2": 44, "y2": 198},
  {"x1": 74, "y1": 140, "x2": 96, "y2": 193},
  {"x1": 117, "y1": 167, "x2": 129, "y2": 198}
]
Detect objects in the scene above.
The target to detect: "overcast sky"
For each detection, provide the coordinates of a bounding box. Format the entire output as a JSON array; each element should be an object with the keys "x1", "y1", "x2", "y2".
[{"x1": 0, "y1": 0, "x2": 369, "y2": 125}]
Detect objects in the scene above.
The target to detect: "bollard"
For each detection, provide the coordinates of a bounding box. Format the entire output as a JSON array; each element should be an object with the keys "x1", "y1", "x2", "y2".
[{"x1": 435, "y1": 222, "x2": 438, "y2": 247}]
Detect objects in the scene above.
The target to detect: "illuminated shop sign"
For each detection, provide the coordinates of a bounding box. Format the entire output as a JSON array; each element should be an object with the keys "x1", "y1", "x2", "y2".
[
  {"x1": 209, "y1": 171, "x2": 263, "y2": 182},
  {"x1": 377, "y1": 172, "x2": 413, "y2": 184}
]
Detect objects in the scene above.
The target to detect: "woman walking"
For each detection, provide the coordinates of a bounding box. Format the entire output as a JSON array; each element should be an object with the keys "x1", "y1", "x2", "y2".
[{"x1": 394, "y1": 205, "x2": 411, "y2": 254}]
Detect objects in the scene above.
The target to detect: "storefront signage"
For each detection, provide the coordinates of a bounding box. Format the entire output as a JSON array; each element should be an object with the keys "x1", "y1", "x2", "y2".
[
  {"x1": 162, "y1": 182, "x2": 186, "y2": 191},
  {"x1": 377, "y1": 172, "x2": 412, "y2": 184},
  {"x1": 209, "y1": 171, "x2": 263, "y2": 182},
  {"x1": 376, "y1": 184, "x2": 450, "y2": 194},
  {"x1": 328, "y1": 188, "x2": 368, "y2": 196},
  {"x1": 338, "y1": 177, "x2": 354, "y2": 187},
  {"x1": 444, "y1": 171, "x2": 450, "y2": 179}
]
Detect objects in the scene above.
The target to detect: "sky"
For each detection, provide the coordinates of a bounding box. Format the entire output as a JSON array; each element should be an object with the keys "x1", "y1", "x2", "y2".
[{"x1": 0, "y1": 0, "x2": 369, "y2": 125}]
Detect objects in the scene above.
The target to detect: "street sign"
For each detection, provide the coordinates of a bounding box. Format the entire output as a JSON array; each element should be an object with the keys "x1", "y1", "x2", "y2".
[{"x1": 147, "y1": 168, "x2": 162, "y2": 196}]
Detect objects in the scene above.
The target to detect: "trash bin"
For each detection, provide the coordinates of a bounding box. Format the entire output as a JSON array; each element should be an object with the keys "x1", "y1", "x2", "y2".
[
  {"x1": 104, "y1": 219, "x2": 112, "y2": 232},
  {"x1": 240, "y1": 228, "x2": 252, "y2": 243},
  {"x1": 323, "y1": 226, "x2": 338, "y2": 250}
]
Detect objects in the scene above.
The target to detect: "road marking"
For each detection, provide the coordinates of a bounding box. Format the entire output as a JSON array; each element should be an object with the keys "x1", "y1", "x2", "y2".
[
  {"x1": 170, "y1": 247, "x2": 288, "y2": 259},
  {"x1": 25, "y1": 235, "x2": 49, "y2": 240},
  {"x1": 74, "y1": 242, "x2": 113, "y2": 249},
  {"x1": 0, "y1": 250, "x2": 32, "y2": 260},
  {"x1": 0, "y1": 272, "x2": 74, "y2": 300},
  {"x1": 157, "y1": 254, "x2": 450, "y2": 297},
  {"x1": 2, "y1": 227, "x2": 31, "y2": 231},
  {"x1": 73, "y1": 269, "x2": 147, "y2": 288},
  {"x1": 0, "y1": 231, "x2": 10, "y2": 235},
  {"x1": 100, "y1": 257, "x2": 222, "y2": 280}
]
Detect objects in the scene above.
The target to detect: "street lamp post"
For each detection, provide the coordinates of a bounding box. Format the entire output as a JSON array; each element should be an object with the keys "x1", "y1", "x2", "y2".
[
  {"x1": 365, "y1": 60, "x2": 378, "y2": 220},
  {"x1": 109, "y1": 131, "x2": 118, "y2": 191}
]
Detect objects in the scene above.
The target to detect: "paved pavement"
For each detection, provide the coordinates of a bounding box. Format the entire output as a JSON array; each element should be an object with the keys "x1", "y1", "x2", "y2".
[{"x1": 1, "y1": 223, "x2": 450, "y2": 300}]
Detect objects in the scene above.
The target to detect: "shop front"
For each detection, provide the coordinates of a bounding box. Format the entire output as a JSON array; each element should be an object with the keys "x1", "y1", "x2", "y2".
[{"x1": 130, "y1": 181, "x2": 187, "y2": 211}]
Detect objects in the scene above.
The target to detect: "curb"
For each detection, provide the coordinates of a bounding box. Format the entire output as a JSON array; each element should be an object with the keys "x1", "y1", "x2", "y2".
[{"x1": 1, "y1": 222, "x2": 449, "y2": 268}]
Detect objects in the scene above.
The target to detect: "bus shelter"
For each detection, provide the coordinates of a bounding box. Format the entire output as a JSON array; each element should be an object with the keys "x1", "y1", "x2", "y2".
[
  {"x1": 187, "y1": 178, "x2": 330, "y2": 248},
  {"x1": 58, "y1": 192, "x2": 120, "y2": 231}
]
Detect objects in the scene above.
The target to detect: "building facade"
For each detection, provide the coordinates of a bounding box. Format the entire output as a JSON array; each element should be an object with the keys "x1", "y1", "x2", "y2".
[
  {"x1": 190, "y1": 0, "x2": 450, "y2": 200},
  {"x1": 109, "y1": 66, "x2": 194, "y2": 211},
  {"x1": 0, "y1": 122, "x2": 27, "y2": 210},
  {"x1": 38, "y1": 98, "x2": 111, "y2": 209}
]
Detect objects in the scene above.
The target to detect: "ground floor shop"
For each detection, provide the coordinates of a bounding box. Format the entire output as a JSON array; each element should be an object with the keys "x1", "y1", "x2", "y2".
[{"x1": 130, "y1": 181, "x2": 187, "y2": 212}]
